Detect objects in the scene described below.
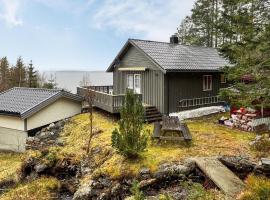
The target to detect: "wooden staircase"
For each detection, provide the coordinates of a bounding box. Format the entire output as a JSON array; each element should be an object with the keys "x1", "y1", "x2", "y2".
[{"x1": 144, "y1": 106, "x2": 162, "y2": 123}]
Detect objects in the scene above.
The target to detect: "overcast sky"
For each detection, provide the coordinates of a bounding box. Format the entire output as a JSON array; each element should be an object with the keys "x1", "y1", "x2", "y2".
[{"x1": 0, "y1": 0, "x2": 195, "y2": 71}]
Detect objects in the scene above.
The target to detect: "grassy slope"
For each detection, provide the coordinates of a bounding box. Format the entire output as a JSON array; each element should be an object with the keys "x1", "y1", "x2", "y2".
[
  {"x1": 89, "y1": 112, "x2": 255, "y2": 179},
  {"x1": 58, "y1": 111, "x2": 257, "y2": 179},
  {"x1": 0, "y1": 153, "x2": 22, "y2": 182},
  {"x1": 1, "y1": 177, "x2": 60, "y2": 200},
  {"x1": 0, "y1": 111, "x2": 266, "y2": 200}
]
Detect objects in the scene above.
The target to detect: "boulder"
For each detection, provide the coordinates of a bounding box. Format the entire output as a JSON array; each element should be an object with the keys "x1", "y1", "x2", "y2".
[
  {"x1": 139, "y1": 178, "x2": 157, "y2": 189},
  {"x1": 34, "y1": 163, "x2": 48, "y2": 173},
  {"x1": 218, "y1": 156, "x2": 255, "y2": 178},
  {"x1": 139, "y1": 168, "x2": 151, "y2": 180},
  {"x1": 254, "y1": 158, "x2": 270, "y2": 177},
  {"x1": 72, "y1": 183, "x2": 93, "y2": 200},
  {"x1": 154, "y1": 163, "x2": 191, "y2": 180}
]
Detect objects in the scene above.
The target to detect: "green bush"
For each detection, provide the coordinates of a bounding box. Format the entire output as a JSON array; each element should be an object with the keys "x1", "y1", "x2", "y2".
[
  {"x1": 111, "y1": 90, "x2": 148, "y2": 159},
  {"x1": 130, "y1": 180, "x2": 145, "y2": 200},
  {"x1": 181, "y1": 181, "x2": 218, "y2": 200}
]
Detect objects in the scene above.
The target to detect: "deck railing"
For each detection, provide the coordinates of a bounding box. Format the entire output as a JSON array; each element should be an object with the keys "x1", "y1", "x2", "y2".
[
  {"x1": 178, "y1": 95, "x2": 224, "y2": 111},
  {"x1": 77, "y1": 87, "x2": 142, "y2": 113},
  {"x1": 85, "y1": 85, "x2": 113, "y2": 94}
]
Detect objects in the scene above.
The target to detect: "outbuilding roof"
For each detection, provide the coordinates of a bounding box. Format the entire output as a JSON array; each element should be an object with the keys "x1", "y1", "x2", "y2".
[
  {"x1": 107, "y1": 39, "x2": 231, "y2": 73},
  {"x1": 0, "y1": 87, "x2": 83, "y2": 119}
]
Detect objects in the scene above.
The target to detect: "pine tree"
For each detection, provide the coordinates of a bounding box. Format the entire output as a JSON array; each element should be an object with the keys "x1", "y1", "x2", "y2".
[
  {"x1": 177, "y1": 0, "x2": 270, "y2": 112},
  {"x1": 11, "y1": 57, "x2": 27, "y2": 87},
  {"x1": 0, "y1": 57, "x2": 10, "y2": 91},
  {"x1": 27, "y1": 60, "x2": 39, "y2": 88},
  {"x1": 177, "y1": 0, "x2": 222, "y2": 47},
  {"x1": 219, "y1": 0, "x2": 270, "y2": 113},
  {"x1": 111, "y1": 90, "x2": 148, "y2": 159}
]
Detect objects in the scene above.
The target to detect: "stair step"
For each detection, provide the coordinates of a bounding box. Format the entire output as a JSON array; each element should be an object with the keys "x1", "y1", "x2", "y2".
[
  {"x1": 145, "y1": 117, "x2": 162, "y2": 123},
  {"x1": 145, "y1": 110, "x2": 159, "y2": 115},
  {"x1": 145, "y1": 113, "x2": 162, "y2": 118},
  {"x1": 144, "y1": 106, "x2": 157, "y2": 110},
  {"x1": 144, "y1": 105, "x2": 162, "y2": 123}
]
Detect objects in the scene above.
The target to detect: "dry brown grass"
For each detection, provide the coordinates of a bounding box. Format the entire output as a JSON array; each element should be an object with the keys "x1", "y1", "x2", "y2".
[
  {"x1": 0, "y1": 111, "x2": 259, "y2": 199},
  {"x1": 70, "y1": 111, "x2": 256, "y2": 179},
  {"x1": 1, "y1": 177, "x2": 60, "y2": 200},
  {"x1": 0, "y1": 152, "x2": 22, "y2": 183}
]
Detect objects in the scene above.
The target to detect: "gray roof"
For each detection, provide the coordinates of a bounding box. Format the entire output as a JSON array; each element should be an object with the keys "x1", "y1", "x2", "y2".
[
  {"x1": 107, "y1": 39, "x2": 231, "y2": 72},
  {"x1": 0, "y1": 87, "x2": 83, "y2": 119}
]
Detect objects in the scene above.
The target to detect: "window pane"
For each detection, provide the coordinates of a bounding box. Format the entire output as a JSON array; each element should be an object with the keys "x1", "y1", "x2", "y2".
[
  {"x1": 134, "y1": 75, "x2": 140, "y2": 88},
  {"x1": 203, "y1": 75, "x2": 212, "y2": 91},
  {"x1": 127, "y1": 75, "x2": 133, "y2": 89}
]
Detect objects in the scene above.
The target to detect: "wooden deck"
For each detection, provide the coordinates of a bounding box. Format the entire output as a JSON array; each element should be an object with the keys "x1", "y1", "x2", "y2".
[
  {"x1": 192, "y1": 157, "x2": 245, "y2": 199},
  {"x1": 77, "y1": 87, "x2": 142, "y2": 114}
]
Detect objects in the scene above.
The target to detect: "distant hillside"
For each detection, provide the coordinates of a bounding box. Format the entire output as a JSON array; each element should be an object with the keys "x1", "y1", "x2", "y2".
[{"x1": 42, "y1": 71, "x2": 113, "y2": 93}]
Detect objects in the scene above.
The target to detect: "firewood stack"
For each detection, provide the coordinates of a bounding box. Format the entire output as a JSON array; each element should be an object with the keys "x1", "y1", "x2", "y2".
[{"x1": 231, "y1": 109, "x2": 258, "y2": 132}]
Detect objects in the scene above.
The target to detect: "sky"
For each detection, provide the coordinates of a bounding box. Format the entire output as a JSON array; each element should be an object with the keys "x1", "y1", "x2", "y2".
[{"x1": 0, "y1": 0, "x2": 195, "y2": 71}]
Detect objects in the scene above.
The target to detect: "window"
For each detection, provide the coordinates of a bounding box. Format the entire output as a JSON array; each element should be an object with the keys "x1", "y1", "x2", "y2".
[
  {"x1": 134, "y1": 74, "x2": 141, "y2": 94},
  {"x1": 127, "y1": 74, "x2": 141, "y2": 93},
  {"x1": 127, "y1": 74, "x2": 134, "y2": 89},
  {"x1": 203, "y1": 75, "x2": 212, "y2": 91},
  {"x1": 220, "y1": 74, "x2": 226, "y2": 83}
]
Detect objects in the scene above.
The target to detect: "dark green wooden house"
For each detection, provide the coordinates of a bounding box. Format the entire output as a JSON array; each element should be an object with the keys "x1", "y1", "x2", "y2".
[{"x1": 78, "y1": 35, "x2": 229, "y2": 120}]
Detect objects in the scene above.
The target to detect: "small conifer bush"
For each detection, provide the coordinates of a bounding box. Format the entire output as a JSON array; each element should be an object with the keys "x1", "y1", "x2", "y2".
[{"x1": 111, "y1": 90, "x2": 148, "y2": 159}]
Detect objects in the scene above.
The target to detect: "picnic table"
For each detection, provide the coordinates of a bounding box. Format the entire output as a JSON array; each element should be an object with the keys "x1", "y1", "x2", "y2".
[{"x1": 152, "y1": 116, "x2": 192, "y2": 142}]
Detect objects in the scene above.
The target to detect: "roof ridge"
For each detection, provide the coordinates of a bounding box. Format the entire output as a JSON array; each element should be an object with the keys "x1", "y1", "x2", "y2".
[
  {"x1": 13, "y1": 87, "x2": 62, "y2": 92},
  {"x1": 129, "y1": 38, "x2": 219, "y2": 50}
]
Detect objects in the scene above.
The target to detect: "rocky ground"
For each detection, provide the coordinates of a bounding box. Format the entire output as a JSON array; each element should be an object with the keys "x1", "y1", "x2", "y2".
[
  {"x1": 1, "y1": 112, "x2": 270, "y2": 200},
  {"x1": 26, "y1": 119, "x2": 70, "y2": 150}
]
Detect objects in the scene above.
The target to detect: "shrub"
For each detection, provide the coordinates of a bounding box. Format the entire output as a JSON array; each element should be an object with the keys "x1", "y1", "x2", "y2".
[
  {"x1": 130, "y1": 180, "x2": 145, "y2": 200},
  {"x1": 251, "y1": 134, "x2": 270, "y2": 152},
  {"x1": 181, "y1": 181, "x2": 221, "y2": 200},
  {"x1": 111, "y1": 90, "x2": 148, "y2": 159},
  {"x1": 239, "y1": 175, "x2": 270, "y2": 200}
]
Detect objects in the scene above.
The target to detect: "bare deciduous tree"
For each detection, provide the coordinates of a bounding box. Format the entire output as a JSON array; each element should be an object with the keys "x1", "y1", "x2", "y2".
[{"x1": 85, "y1": 87, "x2": 95, "y2": 155}]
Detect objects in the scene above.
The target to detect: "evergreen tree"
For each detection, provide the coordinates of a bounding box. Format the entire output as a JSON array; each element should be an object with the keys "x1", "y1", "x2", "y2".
[
  {"x1": 11, "y1": 56, "x2": 27, "y2": 87},
  {"x1": 111, "y1": 90, "x2": 148, "y2": 159},
  {"x1": 27, "y1": 60, "x2": 39, "y2": 88},
  {"x1": 0, "y1": 57, "x2": 10, "y2": 91},
  {"x1": 177, "y1": 0, "x2": 222, "y2": 47},
  {"x1": 177, "y1": 0, "x2": 270, "y2": 112}
]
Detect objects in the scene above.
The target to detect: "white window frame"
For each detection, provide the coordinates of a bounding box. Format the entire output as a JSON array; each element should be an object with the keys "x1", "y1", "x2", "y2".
[
  {"x1": 134, "y1": 74, "x2": 141, "y2": 94},
  {"x1": 127, "y1": 74, "x2": 134, "y2": 90},
  {"x1": 203, "y1": 75, "x2": 212, "y2": 91},
  {"x1": 126, "y1": 74, "x2": 141, "y2": 94}
]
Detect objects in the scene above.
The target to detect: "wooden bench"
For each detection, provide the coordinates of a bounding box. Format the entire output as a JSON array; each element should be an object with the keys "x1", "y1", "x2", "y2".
[{"x1": 181, "y1": 123, "x2": 192, "y2": 141}]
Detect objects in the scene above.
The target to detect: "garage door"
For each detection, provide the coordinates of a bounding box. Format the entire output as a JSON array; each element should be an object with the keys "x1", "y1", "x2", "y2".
[{"x1": 0, "y1": 127, "x2": 27, "y2": 152}]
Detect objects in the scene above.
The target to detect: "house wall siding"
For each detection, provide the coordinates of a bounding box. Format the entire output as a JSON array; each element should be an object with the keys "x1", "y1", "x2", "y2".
[
  {"x1": 113, "y1": 46, "x2": 165, "y2": 113},
  {"x1": 166, "y1": 72, "x2": 224, "y2": 113},
  {"x1": 0, "y1": 115, "x2": 25, "y2": 131},
  {"x1": 27, "y1": 98, "x2": 81, "y2": 130},
  {"x1": 0, "y1": 127, "x2": 27, "y2": 152}
]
